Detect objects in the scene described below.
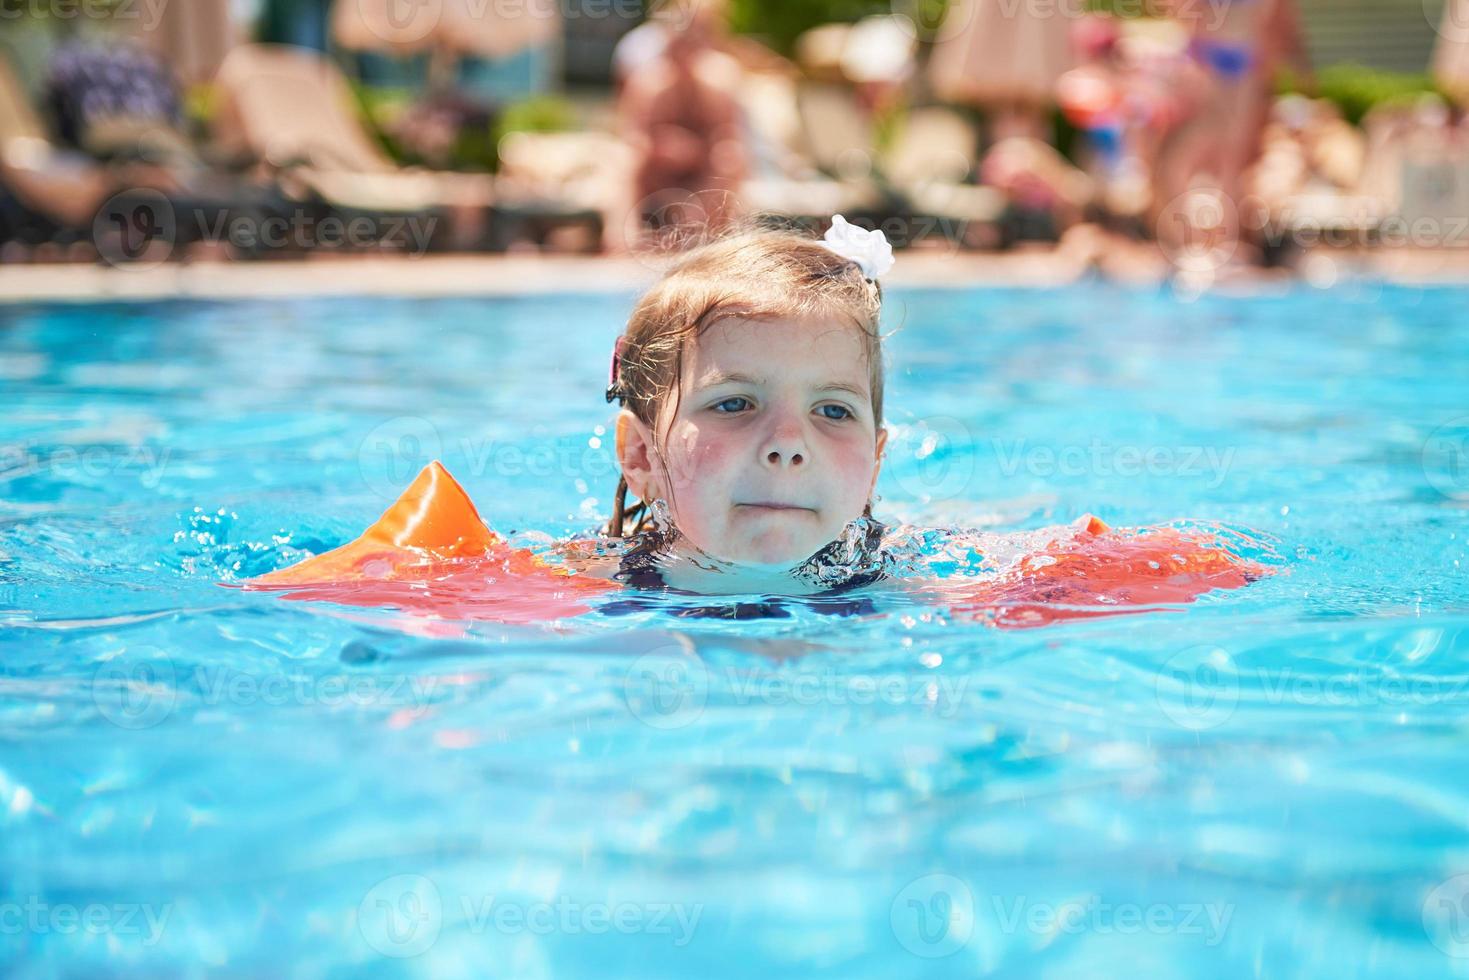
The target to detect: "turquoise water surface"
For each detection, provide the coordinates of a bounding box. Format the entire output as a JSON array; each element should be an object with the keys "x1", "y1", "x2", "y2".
[{"x1": 2, "y1": 283, "x2": 1467, "y2": 977}]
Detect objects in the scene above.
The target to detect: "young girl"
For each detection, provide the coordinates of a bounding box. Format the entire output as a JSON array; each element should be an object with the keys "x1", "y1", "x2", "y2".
[{"x1": 248, "y1": 217, "x2": 1267, "y2": 626}]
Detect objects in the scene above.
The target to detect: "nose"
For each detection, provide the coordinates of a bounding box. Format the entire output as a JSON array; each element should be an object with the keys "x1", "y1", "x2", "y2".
[{"x1": 760, "y1": 407, "x2": 808, "y2": 469}]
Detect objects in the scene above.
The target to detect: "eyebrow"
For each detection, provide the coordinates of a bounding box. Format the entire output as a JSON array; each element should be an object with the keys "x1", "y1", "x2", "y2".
[{"x1": 694, "y1": 371, "x2": 870, "y2": 399}]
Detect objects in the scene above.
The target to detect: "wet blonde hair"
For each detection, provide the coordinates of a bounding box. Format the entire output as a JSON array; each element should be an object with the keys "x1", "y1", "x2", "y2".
[{"x1": 605, "y1": 223, "x2": 886, "y2": 538}]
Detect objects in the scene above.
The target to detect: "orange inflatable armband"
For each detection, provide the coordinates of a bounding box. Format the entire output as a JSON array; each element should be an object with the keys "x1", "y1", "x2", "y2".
[
  {"x1": 244, "y1": 469, "x2": 1266, "y2": 629},
  {"x1": 244, "y1": 462, "x2": 615, "y2": 624},
  {"x1": 946, "y1": 513, "x2": 1270, "y2": 628}
]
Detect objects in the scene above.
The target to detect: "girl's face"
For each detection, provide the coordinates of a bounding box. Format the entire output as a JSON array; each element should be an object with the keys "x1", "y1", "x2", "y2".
[{"x1": 616, "y1": 315, "x2": 887, "y2": 566}]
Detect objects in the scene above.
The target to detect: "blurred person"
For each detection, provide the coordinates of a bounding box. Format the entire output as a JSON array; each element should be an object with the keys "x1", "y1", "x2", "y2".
[
  {"x1": 1371, "y1": 95, "x2": 1466, "y2": 233},
  {"x1": 1294, "y1": 98, "x2": 1366, "y2": 191},
  {"x1": 40, "y1": 37, "x2": 254, "y2": 217},
  {"x1": 612, "y1": 13, "x2": 671, "y2": 93},
  {"x1": 1246, "y1": 95, "x2": 1463, "y2": 256},
  {"x1": 1245, "y1": 95, "x2": 1314, "y2": 208},
  {"x1": 1135, "y1": 0, "x2": 1312, "y2": 275},
  {"x1": 840, "y1": 15, "x2": 916, "y2": 118},
  {"x1": 1242, "y1": 95, "x2": 1374, "y2": 261},
  {"x1": 1432, "y1": 0, "x2": 1469, "y2": 106},
  {"x1": 254, "y1": 217, "x2": 1267, "y2": 621},
  {"x1": 617, "y1": 0, "x2": 748, "y2": 246},
  {"x1": 980, "y1": 135, "x2": 1095, "y2": 235},
  {"x1": 1153, "y1": 0, "x2": 1312, "y2": 217},
  {"x1": 1057, "y1": 14, "x2": 1206, "y2": 225},
  {"x1": 613, "y1": 0, "x2": 791, "y2": 92},
  {"x1": 929, "y1": 0, "x2": 1074, "y2": 143},
  {"x1": 45, "y1": 37, "x2": 186, "y2": 165}
]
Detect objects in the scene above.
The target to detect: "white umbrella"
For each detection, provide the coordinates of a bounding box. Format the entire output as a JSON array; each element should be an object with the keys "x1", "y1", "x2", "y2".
[
  {"x1": 1433, "y1": 0, "x2": 1469, "y2": 104},
  {"x1": 928, "y1": 0, "x2": 1074, "y2": 107},
  {"x1": 126, "y1": 0, "x2": 239, "y2": 86},
  {"x1": 333, "y1": 0, "x2": 561, "y2": 59}
]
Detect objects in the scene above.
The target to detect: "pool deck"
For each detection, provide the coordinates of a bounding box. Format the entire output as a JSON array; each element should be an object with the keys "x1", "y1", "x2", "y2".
[{"x1": 1, "y1": 245, "x2": 1467, "y2": 302}]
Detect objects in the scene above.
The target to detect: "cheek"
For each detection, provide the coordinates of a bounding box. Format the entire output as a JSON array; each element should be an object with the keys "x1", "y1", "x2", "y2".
[
  {"x1": 662, "y1": 424, "x2": 737, "y2": 490},
  {"x1": 831, "y1": 441, "x2": 879, "y2": 493}
]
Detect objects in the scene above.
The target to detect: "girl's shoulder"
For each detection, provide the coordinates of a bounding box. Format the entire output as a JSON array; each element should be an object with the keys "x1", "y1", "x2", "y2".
[{"x1": 548, "y1": 537, "x2": 631, "y2": 582}]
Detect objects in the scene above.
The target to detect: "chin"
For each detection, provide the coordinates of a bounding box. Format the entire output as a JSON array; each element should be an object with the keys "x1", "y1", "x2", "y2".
[
  {"x1": 735, "y1": 545, "x2": 806, "y2": 566},
  {"x1": 726, "y1": 530, "x2": 824, "y2": 567}
]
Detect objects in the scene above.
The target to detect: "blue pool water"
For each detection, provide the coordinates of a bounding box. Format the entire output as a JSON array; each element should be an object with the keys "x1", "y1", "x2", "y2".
[{"x1": 2, "y1": 282, "x2": 1467, "y2": 978}]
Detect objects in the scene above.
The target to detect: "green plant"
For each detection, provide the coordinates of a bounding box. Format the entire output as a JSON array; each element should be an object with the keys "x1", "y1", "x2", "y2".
[
  {"x1": 347, "y1": 81, "x2": 418, "y2": 166},
  {"x1": 1284, "y1": 64, "x2": 1446, "y2": 126},
  {"x1": 726, "y1": 0, "x2": 899, "y2": 55},
  {"x1": 1081, "y1": 0, "x2": 1169, "y2": 16},
  {"x1": 491, "y1": 94, "x2": 577, "y2": 146},
  {"x1": 0, "y1": 0, "x2": 127, "y2": 17}
]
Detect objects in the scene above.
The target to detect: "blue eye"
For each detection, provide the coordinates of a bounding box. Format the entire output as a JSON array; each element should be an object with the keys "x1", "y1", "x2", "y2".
[
  {"x1": 713, "y1": 397, "x2": 751, "y2": 413},
  {"x1": 818, "y1": 404, "x2": 854, "y2": 421}
]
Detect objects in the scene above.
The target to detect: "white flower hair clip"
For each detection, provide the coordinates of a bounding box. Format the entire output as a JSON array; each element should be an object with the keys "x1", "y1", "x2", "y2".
[{"x1": 821, "y1": 214, "x2": 895, "y2": 281}]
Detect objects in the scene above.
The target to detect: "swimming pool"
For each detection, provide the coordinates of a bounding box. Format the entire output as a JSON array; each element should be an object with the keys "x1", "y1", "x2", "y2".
[{"x1": 2, "y1": 281, "x2": 1466, "y2": 977}]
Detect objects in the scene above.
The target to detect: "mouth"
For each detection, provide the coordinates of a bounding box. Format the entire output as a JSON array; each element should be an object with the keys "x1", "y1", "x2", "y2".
[{"x1": 736, "y1": 502, "x2": 817, "y2": 515}]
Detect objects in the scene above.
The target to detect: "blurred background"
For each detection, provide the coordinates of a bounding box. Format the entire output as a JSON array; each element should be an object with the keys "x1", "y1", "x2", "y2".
[{"x1": 2, "y1": 0, "x2": 1469, "y2": 282}]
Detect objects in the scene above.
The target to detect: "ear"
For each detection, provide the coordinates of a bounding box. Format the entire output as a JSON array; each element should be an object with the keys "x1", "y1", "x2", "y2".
[
  {"x1": 615, "y1": 408, "x2": 661, "y2": 502},
  {"x1": 867, "y1": 425, "x2": 888, "y2": 501}
]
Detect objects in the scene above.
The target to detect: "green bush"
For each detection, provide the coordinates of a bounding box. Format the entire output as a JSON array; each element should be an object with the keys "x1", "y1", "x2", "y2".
[
  {"x1": 1081, "y1": 0, "x2": 1169, "y2": 15},
  {"x1": 349, "y1": 84, "x2": 576, "y2": 173},
  {"x1": 491, "y1": 95, "x2": 578, "y2": 145},
  {"x1": 727, "y1": 0, "x2": 917, "y2": 55},
  {"x1": 1284, "y1": 64, "x2": 1446, "y2": 126}
]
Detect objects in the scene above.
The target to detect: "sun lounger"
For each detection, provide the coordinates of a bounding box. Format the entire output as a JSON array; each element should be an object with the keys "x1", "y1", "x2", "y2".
[
  {"x1": 794, "y1": 88, "x2": 1004, "y2": 248},
  {"x1": 213, "y1": 43, "x2": 493, "y2": 248},
  {"x1": 734, "y1": 72, "x2": 881, "y2": 222},
  {"x1": 883, "y1": 106, "x2": 1005, "y2": 234},
  {"x1": 492, "y1": 131, "x2": 623, "y2": 251},
  {"x1": 0, "y1": 53, "x2": 113, "y2": 239},
  {"x1": 0, "y1": 50, "x2": 276, "y2": 257}
]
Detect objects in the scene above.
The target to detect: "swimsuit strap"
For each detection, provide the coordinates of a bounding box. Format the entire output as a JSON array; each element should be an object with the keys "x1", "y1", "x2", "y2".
[
  {"x1": 602, "y1": 523, "x2": 888, "y2": 620},
  {"x1": 612, "y1": 525, "x2": 678, "y2": 590}
]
